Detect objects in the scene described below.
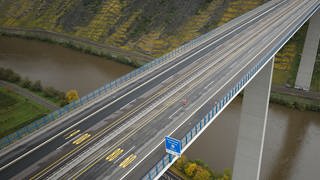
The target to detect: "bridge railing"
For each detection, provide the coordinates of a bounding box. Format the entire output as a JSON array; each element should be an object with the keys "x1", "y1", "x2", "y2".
[
  {"x1": 142, "y1": 52, "x2": 272, "y2": 180},
  {"x1": 0, "y1": 21, "x2": 217, "y2": 150},
  {"x1": 0, "y1": 0, "x2": 278, "y2": 150},
  {"x1": 142, "y1": 2, "x2": 319, "y2": 176}
]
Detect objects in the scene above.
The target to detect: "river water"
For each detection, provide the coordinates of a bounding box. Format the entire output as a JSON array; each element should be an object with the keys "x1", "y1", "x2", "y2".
[
  {"x1": 185, "y1": 98, "x2": 320, "y2": 179},
  {"x1": 0, "y1": 36, "x2": 319, "y2": 179},
  {"x1": 0, "y1": 36, "x2": 134, "y2": 96}
]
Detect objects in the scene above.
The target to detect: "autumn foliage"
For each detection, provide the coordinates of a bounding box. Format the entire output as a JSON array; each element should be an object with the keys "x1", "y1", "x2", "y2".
[
  {"x1": 65, "y1": 89, "x2": 79, "y2": 103},
  {"x1": 173, "y1": 155, "x2": 232, "y2": 180}
]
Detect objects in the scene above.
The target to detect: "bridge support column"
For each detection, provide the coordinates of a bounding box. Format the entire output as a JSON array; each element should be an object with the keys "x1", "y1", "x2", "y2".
[
  {"x1": 232, "y1": 58, "x2": 274, "y2": 180},
  {"x1": 295, "y1": 10, "x2": 320, "y2": 91}
]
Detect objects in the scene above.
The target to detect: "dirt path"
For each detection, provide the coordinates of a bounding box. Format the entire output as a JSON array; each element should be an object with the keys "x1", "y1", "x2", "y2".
[
  {"x1": 0, "y1": 27, "x2": 153, "y2": 65},
  {"x1": 272, "y1": 85, "x2": 320, "y2": 101},
  {"x1": 0, "y1": 80, "x2": 59, "y2": 111}
]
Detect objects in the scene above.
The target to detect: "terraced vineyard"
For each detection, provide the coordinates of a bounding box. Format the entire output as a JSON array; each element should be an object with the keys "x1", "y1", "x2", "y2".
[
  {"x1": 0, "y1": 0, "x2": 318, "y2": 89},
  {"x1": 0, "y1": 0, "x2": 265, "y2": 56},
  {"x1": 75, "y1": 0, "x2": 127, "y2": 42}
]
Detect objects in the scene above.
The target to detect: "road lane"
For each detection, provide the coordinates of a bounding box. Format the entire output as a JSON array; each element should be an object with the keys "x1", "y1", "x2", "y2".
[{"x1": 1, "y1": 0, "x2": 317, "y2": 179}]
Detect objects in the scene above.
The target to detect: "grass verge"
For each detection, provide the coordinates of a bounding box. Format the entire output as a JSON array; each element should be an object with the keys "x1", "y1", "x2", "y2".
[
  {"x1": 0, "y1": 87, "x2": 49, "y2": 138},
  {"x1": 270, "y1": 92, "x2": 320, "y2": 112}
]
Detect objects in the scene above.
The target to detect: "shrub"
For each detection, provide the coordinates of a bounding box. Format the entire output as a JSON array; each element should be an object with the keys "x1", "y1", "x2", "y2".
[
  {"x1": 0, "y1": 67, "x2": 21, "y2": 83},
  {"x1": 31, "y1": 80, "x2": 43, "y2": 92},
  {"x1": 65, "y1": 89, "x2": 79, "y2": 103},
  {"x1": 43, "y1": 86, "x2": 58, "y2": 98},
  {"x1": 20, "y1": 77, "x2": 32, "y2": 88}
]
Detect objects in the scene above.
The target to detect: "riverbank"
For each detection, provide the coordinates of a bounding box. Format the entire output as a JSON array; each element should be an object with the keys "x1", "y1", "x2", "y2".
[
  {"x1": 270, "y1": 92, "x2": 320, "y2": 112},
  {"x1": 0, "y1": 32, "x2": 319, "y2": 112},
  {"x1": 271, "y1": 85, "x2": 320, "y2": 112},
  {"x1": 185, "y1": 97, "x2": 320, "y2": 179},
  {"x1": 0, "y1": 80, "x2": 59, "y2": 111},
  {"x1": 171, "y1": 155, "x2": 231, "y2": 179},
  {"x1": 0, "y1": 67, "x2": 65, "y2": 106},
  {"x1": 0, "y1": 27, "x2": 152, "y2": 68}
]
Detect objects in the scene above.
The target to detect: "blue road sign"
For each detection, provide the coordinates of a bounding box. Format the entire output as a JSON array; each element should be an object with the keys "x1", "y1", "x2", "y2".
[{"x1": 165, "y1": 136, "x2": 182, "y2": 156}]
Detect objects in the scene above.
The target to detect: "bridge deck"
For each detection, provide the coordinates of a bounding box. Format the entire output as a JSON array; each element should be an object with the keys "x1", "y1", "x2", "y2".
[{"x1": 0, "y1": 0, "x2": 319, "y2": 179}]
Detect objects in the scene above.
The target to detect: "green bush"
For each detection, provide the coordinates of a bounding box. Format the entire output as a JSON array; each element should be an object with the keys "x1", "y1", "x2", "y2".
[
  {"x1": 0, "y1": 68, "x2": 65, "y2": 105},
  {"x1": 20, "y1": 77, "x2": 32, "y2": 88},
  {"x1": 0, "y1": 67, "x2": 21, "y2": 83},
  {"x1": 31, "y1": 80, "x2": 43, "y2": 92}
]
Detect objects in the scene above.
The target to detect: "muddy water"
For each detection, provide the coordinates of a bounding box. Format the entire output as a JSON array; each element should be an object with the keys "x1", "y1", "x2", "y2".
[
  {"x1": 0, "y1": 36, "x2": 134, "y2": 96},
  {"x1": 185, "y1": 98, "x2": 320, "y2": 179},
  {"x1": 1, "y1": 36, "x2": 319, "y2": 179}
]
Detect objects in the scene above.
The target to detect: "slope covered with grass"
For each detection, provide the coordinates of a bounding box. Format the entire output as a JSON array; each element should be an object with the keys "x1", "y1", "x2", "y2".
[
  {"x1": 0, "y1": 0, "x2": 318, "y2": 91},
  {"x1": 0, "y1": 0, "x2": 265, "y2": 56},
  {"x1": 0, "y1": 87, "x2": 49, "y2": 138}
]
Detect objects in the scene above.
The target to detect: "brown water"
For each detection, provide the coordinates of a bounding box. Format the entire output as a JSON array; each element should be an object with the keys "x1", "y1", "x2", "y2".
[
  {"x1": 0, "y1": 36, "x2": 134, "y2": 96},
  {"x1": 185, "y1": 98, "x2": 320, "y2": 179},
  {"x1": 1, "y1": 36, "x2": 319, "y2": 179}
]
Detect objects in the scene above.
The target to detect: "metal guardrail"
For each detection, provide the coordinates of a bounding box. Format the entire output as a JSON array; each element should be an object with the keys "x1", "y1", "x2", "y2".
[
  {"x1": 142, "y1": 2, "x2": 320, "y2": 178},
  {"x1": 142, "y1": 49, "x2": 272, "y2": 180},
  {"x1": 0, "y1": 0, "x2": 280, "y2": 151},
  {"x1": 0, "y1": 21, "x2": 217, "y2": 150}
]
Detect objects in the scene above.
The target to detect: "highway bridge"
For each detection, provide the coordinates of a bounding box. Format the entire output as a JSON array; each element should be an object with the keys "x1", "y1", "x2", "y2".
[{"x1": 0, "y1": 0, "x2": 319, "y2": 179}]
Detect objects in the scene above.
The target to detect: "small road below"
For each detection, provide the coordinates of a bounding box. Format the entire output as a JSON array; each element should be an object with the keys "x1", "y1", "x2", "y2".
[
  {"x1": 272, "y1": 85, "x2": 320, "y2": 101},
  {"x1": 0, "y1": 80, "x2": 59, "y2": 111}
]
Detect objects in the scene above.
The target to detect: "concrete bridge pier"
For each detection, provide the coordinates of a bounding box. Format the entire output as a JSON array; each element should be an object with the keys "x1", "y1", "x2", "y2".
[
  {"x1": 232, "y1": 57, "x2": 274, "y2": 180},
  {"x1": 295, "y1": 10, "x2": 320, "y2": 91}
]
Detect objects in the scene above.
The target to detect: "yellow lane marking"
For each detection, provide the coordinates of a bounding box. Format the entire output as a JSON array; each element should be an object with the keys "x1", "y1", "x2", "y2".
[
  {"x1": 72, "y1": 4, "x2": 301, "y2": 177},
  {"x1": 72, "y1": 133, "x2": 91, "y2": 145},
  {"x1": 30, "y1": 49, "x2": 206, "y2": 179},
  {"x1": 32, "y1": 14, "x2": 252, "y2": 177},
  {"x1": 73, "y1": 64, "x2": 224, "y2": 178},
  {"x1": 65, "y1": 130, "x2": 80, "y2": 140},
  {"x1": 34, "y1": 34, "x2": 240, "y2": 179},
  {"x1": 119, "y1": 154, "x2": 137, "y2": 168},
  {"x1": 106, "y1": 148, "x2": 124, "y2": 162},
  {"x1": 71, "y1": 34, "x2": 250, "y2": 178}
]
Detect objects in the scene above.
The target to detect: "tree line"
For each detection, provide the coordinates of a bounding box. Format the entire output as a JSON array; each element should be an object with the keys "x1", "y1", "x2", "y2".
[{"x1": 0, "y1": 67, "x2": 78, "y2": 106}]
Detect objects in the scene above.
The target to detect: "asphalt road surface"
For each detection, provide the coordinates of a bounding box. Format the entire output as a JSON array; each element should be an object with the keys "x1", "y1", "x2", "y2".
[{"x1": 0, "y1": 0, "x2": 319, "y2": 179}]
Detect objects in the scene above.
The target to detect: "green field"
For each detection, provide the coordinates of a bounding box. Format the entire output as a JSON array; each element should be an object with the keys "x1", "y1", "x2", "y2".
[
  {"x1": 310, "y1": 45, "x2": 320, "y2": 91},
  {"x1": 0, "y1": 87, "x2": 49, "y2": 138},
  {"x1": 271, "y1": 92, "x2": 320, "y2": 111}
]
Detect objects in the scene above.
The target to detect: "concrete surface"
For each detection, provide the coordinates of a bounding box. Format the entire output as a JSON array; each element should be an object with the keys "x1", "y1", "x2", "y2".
[
  {"x1": 295, "y1": 10, "x2": 320, "y2": 91},
  {"x1": 232, "y1": 58, "x2": 274, "y2": 180}
]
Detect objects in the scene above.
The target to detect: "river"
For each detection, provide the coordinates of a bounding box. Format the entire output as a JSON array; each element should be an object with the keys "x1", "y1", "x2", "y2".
[
  {"x1": 0, "y1": 36, "x2": 319, "y2": 179},
  {"x1": 0, "y1": 36, "x2": 134, "y2": 96},
  {"x1": 185, "y1": 98, "x2": 320, "y2": 179}
]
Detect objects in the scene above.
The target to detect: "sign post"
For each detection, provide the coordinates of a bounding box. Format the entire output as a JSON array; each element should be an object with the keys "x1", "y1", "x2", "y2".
[{"x1": 165, "y1": 136, "x2": 182, "y2": 157}]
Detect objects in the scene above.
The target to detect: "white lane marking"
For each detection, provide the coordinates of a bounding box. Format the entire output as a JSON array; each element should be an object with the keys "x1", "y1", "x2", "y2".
[
  {"x1": 114, "y1": 146, "x2": 135, "y2": 164},
  {"x1": 120, "y1": 1, "x2": 304, "y2": 179},
  {"x1": 0, "y1": 5, "x2": 253, "y2": 171},
  {"x1": 158, "y1": 2, "x2": 319, "y2": 179},
  {"x1": 120, "y1": 99, "x2": 136, "y2": 110},
  {"x1": 169, "y1": 107, "x2": 183, "y2": 119},
  {"x1": 204, "y1": 81, "x2": 215, "y2": 89}
]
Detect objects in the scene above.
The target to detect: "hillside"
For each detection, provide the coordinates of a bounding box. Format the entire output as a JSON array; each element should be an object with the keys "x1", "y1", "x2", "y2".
[
  {"x1": 0, "y1": 0, "x2": 319, "y2": 91},
  {"x1": 0, "y1": 0, "x2": 267, "y2": 55}
]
